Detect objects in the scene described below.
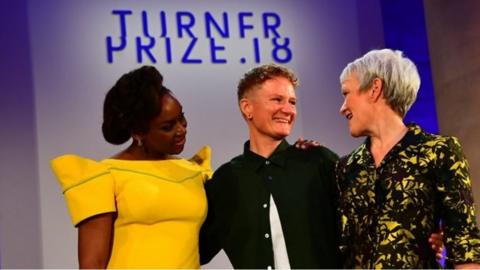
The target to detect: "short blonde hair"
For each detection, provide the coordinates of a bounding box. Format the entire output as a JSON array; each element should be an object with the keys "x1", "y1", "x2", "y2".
[{"x1": 237, "y1": 63, "x2": 299, "y2": 102}]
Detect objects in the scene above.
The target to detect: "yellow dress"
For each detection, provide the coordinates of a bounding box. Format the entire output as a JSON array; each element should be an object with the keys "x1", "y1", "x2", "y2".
[{"x1": 51, "y1": 146, "x2": 212, "y2": 269}]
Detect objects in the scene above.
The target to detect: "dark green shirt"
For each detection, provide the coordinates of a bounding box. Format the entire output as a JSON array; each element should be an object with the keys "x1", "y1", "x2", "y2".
[
  {"x1": 200, "y1": 140, "x2": 341, "y2": 269},
  {"x1": 336, "y1": 124, "x2": 480, "y2": 268}
]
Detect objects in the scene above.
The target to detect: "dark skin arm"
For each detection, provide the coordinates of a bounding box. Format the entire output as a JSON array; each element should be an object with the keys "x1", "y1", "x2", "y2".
[{"x1": 77, "y1": 213, "x2": 115, "y2": 269}]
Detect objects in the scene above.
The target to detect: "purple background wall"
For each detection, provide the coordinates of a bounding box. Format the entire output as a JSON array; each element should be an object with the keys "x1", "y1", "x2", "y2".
[{"x1": 0, "y1": 0, "x2": 42, "y2": 267}]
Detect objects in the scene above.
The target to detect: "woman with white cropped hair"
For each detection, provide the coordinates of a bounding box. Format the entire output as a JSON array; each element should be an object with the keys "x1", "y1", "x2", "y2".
[{"x1": 335, "y1": 48, "x2": 480, "y2": 269}]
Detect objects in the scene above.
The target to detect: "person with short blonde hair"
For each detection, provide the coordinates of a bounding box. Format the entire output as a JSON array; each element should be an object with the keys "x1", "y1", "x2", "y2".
[{"x1": 200, "y1": 63, "x2": 341, "y2": 269}]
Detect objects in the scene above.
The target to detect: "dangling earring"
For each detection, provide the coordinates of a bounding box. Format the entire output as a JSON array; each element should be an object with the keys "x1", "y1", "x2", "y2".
[{"x1": 133, "y1": 137, "x2": 143, "y2": 147}]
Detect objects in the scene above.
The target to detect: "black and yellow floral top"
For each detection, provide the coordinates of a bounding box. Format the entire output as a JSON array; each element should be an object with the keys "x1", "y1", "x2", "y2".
[{"x1": 336, "y1": 124, "x2": 480, "y2": 269}]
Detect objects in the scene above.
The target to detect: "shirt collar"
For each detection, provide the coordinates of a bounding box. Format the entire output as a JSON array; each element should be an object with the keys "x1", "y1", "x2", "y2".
[{"x1": 243, "y1": 139, "x2": 290, "y2": 170}]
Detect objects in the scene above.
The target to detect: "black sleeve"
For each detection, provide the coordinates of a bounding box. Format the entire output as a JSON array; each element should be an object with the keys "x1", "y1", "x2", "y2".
[
  {"x1": 319, "y1": 147, "x2": 342, "y2": 264},
  {"x1": 319, "y1": 146, "x2": 340, "y2": 203},
  {"x1": 199, "y1": 166, "x2": 227, "y2": 265}
]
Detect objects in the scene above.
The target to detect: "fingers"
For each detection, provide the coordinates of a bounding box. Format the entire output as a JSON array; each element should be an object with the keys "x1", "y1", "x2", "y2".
[
  {"x1": 433, "y1": 245, "x2": 444, "y2": 261},
  {"x1": 294, "y1": 138, "x2": 322, "y2": 149},
  {"x1": 429, "y1": 233, "x2": 443, "y2": 247},
  {"x1": 435, "y1": 246, "x2": 444, "y2": 260},
  {"x1": 429, "y1": 232, "x2": 445, "y2": 261},
  {"x1": 299, "y1": 141, "x2": 309, "y2": 149},
  {"x1": 295, "y1": 137, "x2": 305, "y2": 143},
  {"x1": 301, "y1": 140, "x2": 318, "y2": 149},
  {"x1": 295, "y1": 137, "x2": 305, "y2": 148}
]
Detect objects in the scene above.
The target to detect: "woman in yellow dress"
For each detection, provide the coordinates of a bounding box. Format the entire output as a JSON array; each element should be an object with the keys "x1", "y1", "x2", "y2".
[{"x1": 51, "y1": 66, "x2": 212, "y2": 268}]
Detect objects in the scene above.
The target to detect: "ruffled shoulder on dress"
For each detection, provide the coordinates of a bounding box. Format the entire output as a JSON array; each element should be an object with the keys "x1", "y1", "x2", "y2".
[
  {"x1": 50, "y1": 154, "x2": 116, "y2": 226},
  {"x1": 188, "y1": 146, "x2": 213, "y2": 181},
  {"x1": 51, "y1": 154, "x2": 111, "y2": 193}
]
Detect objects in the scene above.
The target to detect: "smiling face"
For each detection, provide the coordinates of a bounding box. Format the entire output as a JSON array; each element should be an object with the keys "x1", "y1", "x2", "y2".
[
  {"x1": 242, "y1": 76, "x2": 297, "y2": 141},
  {"x1": 140, "y1": 93, "x2": 187, "y2": 159},
  {"x1": 340, "y1": 72, "x2": 373, "y2": 137}
]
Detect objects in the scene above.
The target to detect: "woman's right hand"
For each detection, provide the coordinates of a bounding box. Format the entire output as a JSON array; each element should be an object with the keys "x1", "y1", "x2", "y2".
[
  {"x1": 78, "y1": 212, "x2": 115, "y2": 269},
  {"x1": 294, "y1": 137, "x2": 321, "y2": 149}
]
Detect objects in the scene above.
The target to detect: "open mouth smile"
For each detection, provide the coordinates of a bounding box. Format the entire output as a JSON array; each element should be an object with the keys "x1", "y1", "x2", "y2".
[
  {"x1": 273, "y1": 117, "x2": 291, "y2": 124},
  {"x1": 175, "y1": 136, "x2": 186, "y2": 145}
]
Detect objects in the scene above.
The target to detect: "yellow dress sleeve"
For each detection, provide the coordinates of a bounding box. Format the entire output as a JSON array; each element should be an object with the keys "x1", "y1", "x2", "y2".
[
  {"x1": 189, "y1": 145, "x2": 213, "y2": 182},
  {"x1": 50, "y1": 154, "x2": 116, "y2": 226}
]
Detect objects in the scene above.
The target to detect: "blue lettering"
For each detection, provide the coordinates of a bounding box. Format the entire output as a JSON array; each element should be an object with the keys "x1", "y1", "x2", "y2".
[
  {"x1": 164, "y1": 38, "x2": 172, "y2": 63},
  {"x1": 176, "y1": 12, "x2": 196, "y2": 38},
  {"x1": 263, "y1": 12, "x2": 281, "y2": 38},
  {"x1": 104, "y1": 10, "x2": 293, "y2": 65},
  {"x1": 136, "y1": 36, "x2": 157, "y2": 63},
  {"x1": 112, "y1": 10, "x2": 132, "y2": 37},
  {"x1": 238, "y1": 12, "x2": 254, "y2": 38},
  {"x1": 272, "y1": 38, "x2": 292, "y2": 63},
  {"x1": 181, "y1": 38, "x2": 202, "y2": 63},
  {"x1": 106, "y1": 10, "x2": 132, "y2": 63},
  {"x1": 106, "y1": 37, "x2": 126, "y2": 63},
  {"x1": 159, "y1": 11, "x2": 167, "y2": 37},
  {"x1": 141, "y1": 11, "x2": 152, "y2": 37},
  {"x1": 209, "y1": 38, "x2": 226, "y2": 63},
  {"x1": 253, "y1": 38, "x2": 260, "y2": 63},
  {"x1": 205, "y1": 12, "x2": 229, "y2": 38}
]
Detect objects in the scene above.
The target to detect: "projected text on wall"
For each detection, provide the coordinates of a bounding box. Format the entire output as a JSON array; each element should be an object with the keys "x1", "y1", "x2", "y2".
[{"x1": 106, "y1": 10, "x2": 293, "y2": 64}]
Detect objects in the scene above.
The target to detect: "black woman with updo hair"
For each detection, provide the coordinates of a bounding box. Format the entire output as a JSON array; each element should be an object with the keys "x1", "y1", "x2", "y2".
[{"x1": 51, "y1": 65, "x2": 212, "y2": 268}]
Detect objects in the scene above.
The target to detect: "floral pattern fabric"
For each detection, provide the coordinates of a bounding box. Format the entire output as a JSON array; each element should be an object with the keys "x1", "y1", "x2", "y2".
[{"x1": 336, "y1": 124, "x2": 480, "y2": 268}]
